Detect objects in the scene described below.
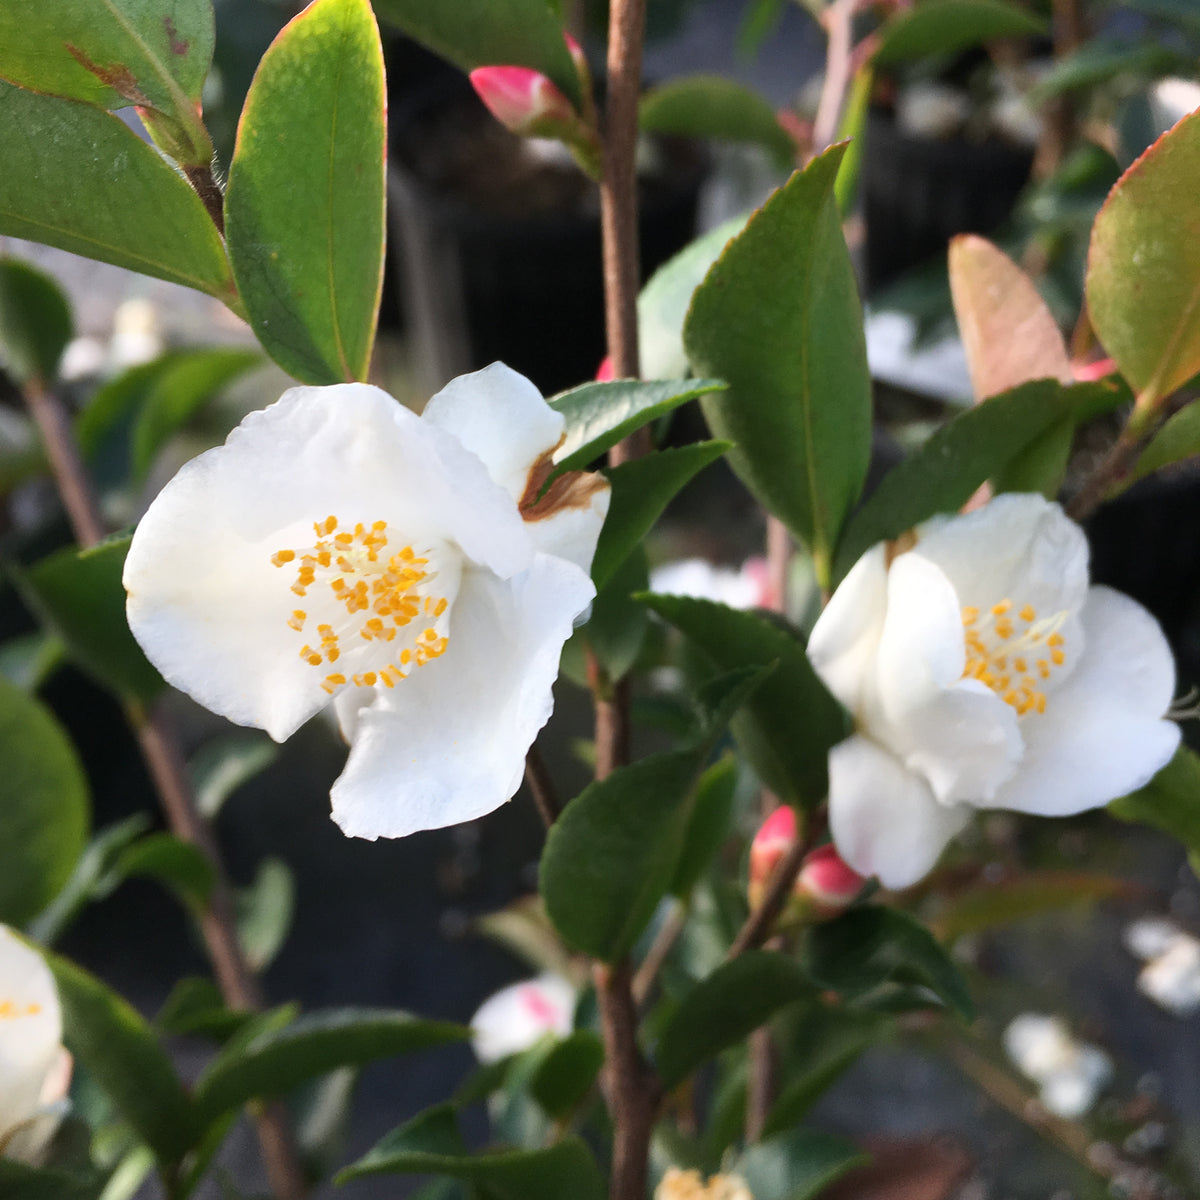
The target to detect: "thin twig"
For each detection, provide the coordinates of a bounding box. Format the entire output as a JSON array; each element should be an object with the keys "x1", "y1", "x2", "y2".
[
  {"x1": 1065, "y1": 430, "x2": 1144, "y2": 523},
  {"x1": 811, "y1": 0, "x2": 858, "y2": 156},
  {"x1": 21, "y1": 378, "x2": 306, "y2": 1200},
  {"x1": 182, "y1": 162, "x2": 226, "y2": 237},
  {"x1": 631, "y1": 900, "x2": 687, "y2": 1006},
  {"x1": 524, "y1": 744, "x2": 561, "y2": 828}
]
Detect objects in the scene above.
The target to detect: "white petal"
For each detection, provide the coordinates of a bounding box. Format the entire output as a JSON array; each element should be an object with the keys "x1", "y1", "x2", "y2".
[
  {"x1": 915, "y1": 493, "x2": 1089, "y2": 626},
  {"x1": 522, "y1": 477, "x2": 611, "y2": 575},
  {"x1": 827, "y1": 736, "x2": 971, "y2": 889},
  {"x1": 470, "y1": 973, "x2": 576, "y2": 1064},
  {"x1": 330, "y1": 554, "x2": 594, "y2": 838},
  {"x1": 422, "y1": 363, "x2": 564, "y2": 502},
  {"x1": 870, "y1": 553, "x2": 1021, "y2": 805},
  {"x1": 992, "y1": 587, "x2": 1179, "y2": 817},
  {"x1": 125, "y1": 383, "x2": 534, "y2": 741},
  {"x1": 808, "y1": 543, "x2": 889, "y2": 715}
]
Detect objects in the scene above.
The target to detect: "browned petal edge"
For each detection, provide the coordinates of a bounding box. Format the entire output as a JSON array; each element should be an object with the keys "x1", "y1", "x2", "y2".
[
  {"x1": 519, "y1": 449, "x2": 608, "y2": 523},
  {"x1": 884, "y1": 528, "x2": 918, "y2": 568}
]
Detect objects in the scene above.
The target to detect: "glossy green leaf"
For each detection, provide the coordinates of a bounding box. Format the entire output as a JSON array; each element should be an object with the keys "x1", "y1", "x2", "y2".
[
  {"x1": 0, "y1": 676, "x2": 89, "y2": 924},
  {"x1": 593, "y1": 441, "x2": 729, "y2": 588},
  {"x1": 579, "y1": 546, "x2": 649, "y2": 683},
  {"x1": 833, "y1": 379, "x2": 1119, "y2": 581},
  {"x1": 369, "y1": 0, "x2": 579, "y2": 106},
  {"x1": 684, "y1": 145, "x2": 871, "y2": 583},
  {"x1": 235, "y1": 857, "x2": 295, "y2": 972},
  {"x1": 226, "y1": 0, "x2": 386, "y2": 384},
  {"x1": 1134, "y1": 397, "x2": 1200, "y2": 481},
  {"x1": 642, "y1": 594, "x2": 848, "y2": 808},
  {"x1": 873, "y1": 0, "x2": 1045, "y2": 66},
  {"x1": 0, "y1": 258, "x2": 73, "y2": 384},
  {"x1": 656, "y1": 952, "x2": 813, "y2": 1088},
  {"x1": 1087, "y1": 109, "x2": 1200, "y2": 406},
  {"x1": 529, "y1": 1031, "x2": 604, "y2": 1118},
  {"x1": 1029, "y1": 39, "x2": 1184, "y2": 103},
  {"x1": 189, "y1": 732, "x2": 278, "y2": 820},
  {"x1": 639, "y1": 76, "x2": 796, "y2": 167},
  {"x1": 156, "y1": 977, "x2": 251, "y2": 1040},
  {"x1": 548, "y1": 378, "x2": 726, "y2": 472},
  {"x1": 0, "y1": 83, "x2": 233, "y2": 300},
  {"x1": 48, "y1": 951, "x2": 196, "y2": 1164},
  {"x1": 0, "y1": 632, "x2": 65, "y2": 692},
  {"x1": 805, "y1": 907, "x2": 974, "y2": 1019},
  {"x1": 339, "y1": 1104, "x2": 604, "y2": 1199},
  {"x1": 1110, "y1": 745, "x2": 1200, "y2": 854},
  {"x1": 0, "y1": 1160, "x2": 105, "y2": 1200},
  {"x1": 130, "y1": 348, "x2": 260, "y2": 478},
  {"x1": 21, "y1": 534, "x2": 163, "y2": 703},
  {"x1": 736, "y1": 1129, "x2": 866, "y2": 1199},
  {"x1": 194, "y1": 1008, "x2": 468, "y2": 1125},
  {"x1": 639, "y1": 214, "x2": 748, "y2": 381},
  {"x1": 114, "y1": 832, "x2": 215, "y2": 910},
  {"x1": 670, "y1": 755, "x2": 738, "y2": 899}
]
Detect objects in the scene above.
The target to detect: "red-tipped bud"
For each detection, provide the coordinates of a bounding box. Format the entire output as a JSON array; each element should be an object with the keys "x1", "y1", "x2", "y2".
[
  {"x1": 469, "y1": 66, "x2": 578, "y2": 138},
  {"x1": 595, "y1": 355, "x2": 615, "y2": 382},
  {"x1": 795, "y1": 843, "x2": 865, "y2": 917},
  {"x1": 1072, "y1": 357, "x2": 1116, "y2": 383},
  {"x1": 748, "y1": 806, "x2": 797, "y2": 910}
]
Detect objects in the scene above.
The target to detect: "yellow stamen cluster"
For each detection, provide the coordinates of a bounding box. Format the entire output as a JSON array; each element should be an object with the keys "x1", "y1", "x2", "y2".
[
  {"x1": 0, "y1": 999, "x2": 42, "y2": 1020},
  {"x1": 655, "y1": 1169, "x2": 753, "y2": 1200},
  {"x1": 272, "y1": 515, "x2": 450, "y2": 696},
  {"x1": 962, "y1": 598, "x2": 1066, "y2": 716}
]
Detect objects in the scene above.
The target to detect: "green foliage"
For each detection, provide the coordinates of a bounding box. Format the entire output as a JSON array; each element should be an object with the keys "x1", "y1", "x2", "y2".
[
  {"x1": 0, "y1": 82, "x2": 234, "y2": 300},
  {"x1": 369, "y1": 0, "x2": 580, "y2": 106},
  {"x1": 341, "y1": 1105, "x2": 605, "y2": 1198},
  {"x1": 193, "y1": 1008, "x2": 469, "y2": 1124},
  {"x1": 684, "y1": 145, "x2": 871, "y2": 584},
  {"x1": 872, "y1": 0, "x2": 1045, "y2": 66},
  {"x1": 155, "y1": 977, "x2": 253, "y2": 1040},
  {"x1": 548, "y1": 378, "x2": 726, "y2": 472},
  {"x1": 20, "y1": 534, "x2": 163, "y2": 703},
  {"x1": 0, "y1": 676, "x2": 89, "y2": 925},
  {"x1": 235, "y1": 857, "x2": 295, "y2": 972},
  {"x1": 0, "y1": 632, "x2": 65, "y2": 692},
  {"x1": 0, "y1": 1160, "x2": 106, "y2": 1200},
  {"x1": 0, "y1": 258, "x2": 74, "y2": 384},
  {"x1": 115, "y1": 832, "x2": 215, "y2": 910},
  {"x1": 1110, "y1": 745, "x2": 1200, "y2": 857},
  {"x1": 225, "y1": 0, "x2": 386, "y2": 384},
  {"x1": 735, "y1": 1129, "x2": 867, "y2": 1198},
  {"x1": 1135, "y1": 399, "x2": 1200, "y2": 481},
  {"x1": 805, "y1": 907, "x2": 974, "y2": 1019},
  {"x1": 639, "y1": 76, "x2": 796, "y2": 168},
  {"x1": 670, "y1": 755, "x2": 738, "y2": 899},
  {"x1": 578, "y1": 546, "x2": 650, "y2": 683},
  {"x1": 642, "y1": 594, "x2": 849, "y2": 808},
  {"x1": 48, "y1": 950, "x2": 197, "y2": 1165},
  {"x1": 529, "y1": 1031, "x2": 604, "y2": 1118},
  {"x1": 655, "y1": 952, "x2": 814, "y2": 1088},
  {"x1": 593, "y1": 441, "x2": 729, "y2": 589},
  {"x1": 1087, "y1": 109, "x2": 1200, "y2": 407},
  {"x1": 189, "y1": 732, "x2": 278, "y2": 819}
]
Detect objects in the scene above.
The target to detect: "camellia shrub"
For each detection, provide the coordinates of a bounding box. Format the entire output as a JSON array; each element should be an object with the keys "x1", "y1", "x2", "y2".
[{"x1": 1, "y1": 0, "x2": 1200, "y2": 1198}]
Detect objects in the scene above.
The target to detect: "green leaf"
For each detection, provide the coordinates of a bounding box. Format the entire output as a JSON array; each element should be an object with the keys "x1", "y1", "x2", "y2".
[
  {"x1": 579, "y1": 545, "x2": 650, "y2": 683},
  {"x1": 156, "y1": 977, "x2": 252, "y2": 1040},
  {"x1": 805, "y1": 907, "x2": 974, "y2": 1019},
  {"x1": 47, "y1": 950, "x2": 196, "y2": 1164},
  {"x1": 0, "y1": 676, "x2": 89, "y2": 925},
  {"x1": 0, "y1": 258, "x2": 74, "y2": 384},
  {"x1": 639, "y1": 76, "x2": 796, "y2": 168},
  {"x1": 639, "y1": 214, "x2": 748, "y2": 381},
  {"x1": 193, "y1": 1008, "x2": 468, "y2": 1124},
  {"x1": 529, "y1": 1031, "x2": 604, "y2": 1118},
  {"x1": 833, "y1": 379, "x2": 1118, "y2": 581},
  {"x1": 670, "y1": 755, "x2": 738, "y2": 899},
  {"x1": 189, "y1": 732, "x2": 278, "y2": 820},
  {"x1": 593, "y1": 441, "x2": 729, "y2": 589},
  {"x1": 130, "y1": 348, "x2": 260, "y2": 478},
  {"x1": 369, "y1": 0, "x2": 579, "y2": 107},
  {"x1": 548, "y1": 378, "x2": 726, "y2": 472},
  {"x1": 0, "y1": 1160, "x2": 105, "y2": 1200},
  {"x1": 873, "y1": 0, "x2": 1045, "y2": 66},
  {"x1": 1110, "y1": 745, "x2": 1200, "y2": 854},
  {"x1": 642, "y1": 594, "x2": 848, "y2": 808},
  {"x1": 1134, "y1": 397, "x2": 1200, "y2": 481},
  {"x1": 0, "y1": 83, "x2": 234, "y2": 300},
  {"x1": 338, "y1": 1104, "x2": 605, "y2": 1200},
  {"x1": 0, "y1": 632, "x2": 65, "y2": 692},
  {"x1": 114, "y1": 832, "x2": 215, "y2": 910},
  {"x1": 684, "y1": 145, "x2": 871, "y2": 583},
  {"x1": 655, "y1": 951, "x2": 813, "y2": 1088},
  {"x1": 736, "y1": 1129, "x2": 866, "y2": 1199},
  {"x1": 235, "y1": 857, "x2": 295, "y2": 972},
  {"x1": 1087, "y1": 109, "x2": 1200, "y2": 407},
  {"x1": 20, "y1": 534, "x2": 163, "y2": 703},
  {"x1": 226, "y1": 0, "x2": 386, "y2": 384}
]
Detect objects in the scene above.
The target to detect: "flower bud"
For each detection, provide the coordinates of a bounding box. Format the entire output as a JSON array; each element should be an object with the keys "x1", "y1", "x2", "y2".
[
  {"x1": 469, "y1": 66, "x2": 579, "y2": 139},
  {"x1": 795, "y1": 843, "x2": 866, "y2": 917},
  {"x1": 747, "y1": 806, "x2": 796, "y2": 911},
  {"x1": 748, "y1": 809, "x2": 864, "y2": 922}
]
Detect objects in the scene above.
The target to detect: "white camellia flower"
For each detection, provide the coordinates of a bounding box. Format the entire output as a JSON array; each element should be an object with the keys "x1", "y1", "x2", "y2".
[
  {"x1": 470, "y1": 973, "x2": 576, "y2": 1064},
  {"x1": 125, "y1": 364, "x2": 609, "y2": 839},
  {"x1": 0, "y1": 927, "x2": 72, "y2": 1164},
  {"x1": 1003, "y1": 1012, "x2": 1111, "y2": 1119},
  {"x1": 808, "y1": 493, "x2": 1179, "y2": 889}
]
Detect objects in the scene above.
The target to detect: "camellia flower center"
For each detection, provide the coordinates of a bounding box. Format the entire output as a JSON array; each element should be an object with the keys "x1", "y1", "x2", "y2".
[
  {"x1": 962, "y1": 599, "x2": 1067, "y2": 716},
  {"x1": 272, "y1": 515, "x2": 452, "y2": 695}
]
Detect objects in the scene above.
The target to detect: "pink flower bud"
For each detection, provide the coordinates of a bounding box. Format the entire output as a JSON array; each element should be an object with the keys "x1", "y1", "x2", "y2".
[
  {"x1": 748, "y1": 806, "x2": 797, "y2": 909},
  {"x1": 749, "y1": 808, "x2": 864, "y2": 922},
  {"x1": 469, "y1": 66, "x2": 578, "y2": 138},
  {"x1": 1072, "y1": 357, "x2": 1116, "y2": 383},
  {"x1": 595, "y1": 355, "x2": 615, "y2": 382},
  {"x1": 796, "y1": 843, "x2": 865, "y2": 916}
]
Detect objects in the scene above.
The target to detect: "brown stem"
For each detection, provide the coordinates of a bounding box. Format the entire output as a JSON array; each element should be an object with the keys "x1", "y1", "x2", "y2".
[
  {"x1": 183, "y1": 162, "x2": 226, "y2": 238},
  {"x1": 631, "y1": 900, "x2": 687, "y2": 1006},
  {"x1": 811, "y1": 0, "x2": 858, "y2": 156},
  {"x1": 1033, "y1": 0, "x2": 1087, "y2": 180},
  {"x1": 1065, "y1": 430, "x2": 1144, "y2": 524},
  {"x1": 765, "y1": 518, "x2": 790, "y2": 615},
  {"x1": 524, "y1": 743, "x2": 561, "y2": 828},
  {"x1": 22, "y1": 379, "x2": 305, "y2": 1199},
  {"x1": 595, "y1": 959, "x2": 663, "y2": 1200},
  {"x1": 745, "y1": 1025, "x2": 776, "y2": 1143}
]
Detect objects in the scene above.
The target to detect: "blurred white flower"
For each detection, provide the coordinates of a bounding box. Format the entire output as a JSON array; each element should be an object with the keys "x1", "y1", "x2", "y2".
[
  {"x1": 1125, "y1": 917, "x2": 1200, "y2": 1017},
  {"x1": 895, "y1": 82, "x2": 970, "y2": 139},
  {"x1": 649, "y1": 556, "x2": 769, "y2": 610},
  {"x1": 125, "y1": 364, "x2": 609, "y2": 839},
  {"x1": 1003, "y1": 1013, "x2": 1112, "y2": 1119},
  {"x1": 808, "y1": 494, "x2": 1179, "y2": 889},
  {"x1": 470, "y1": 973, "x2": 576, "y2": 1064},
  {"x1": 0, "y1": 927, "x2": 71, "y2": 1165}
]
